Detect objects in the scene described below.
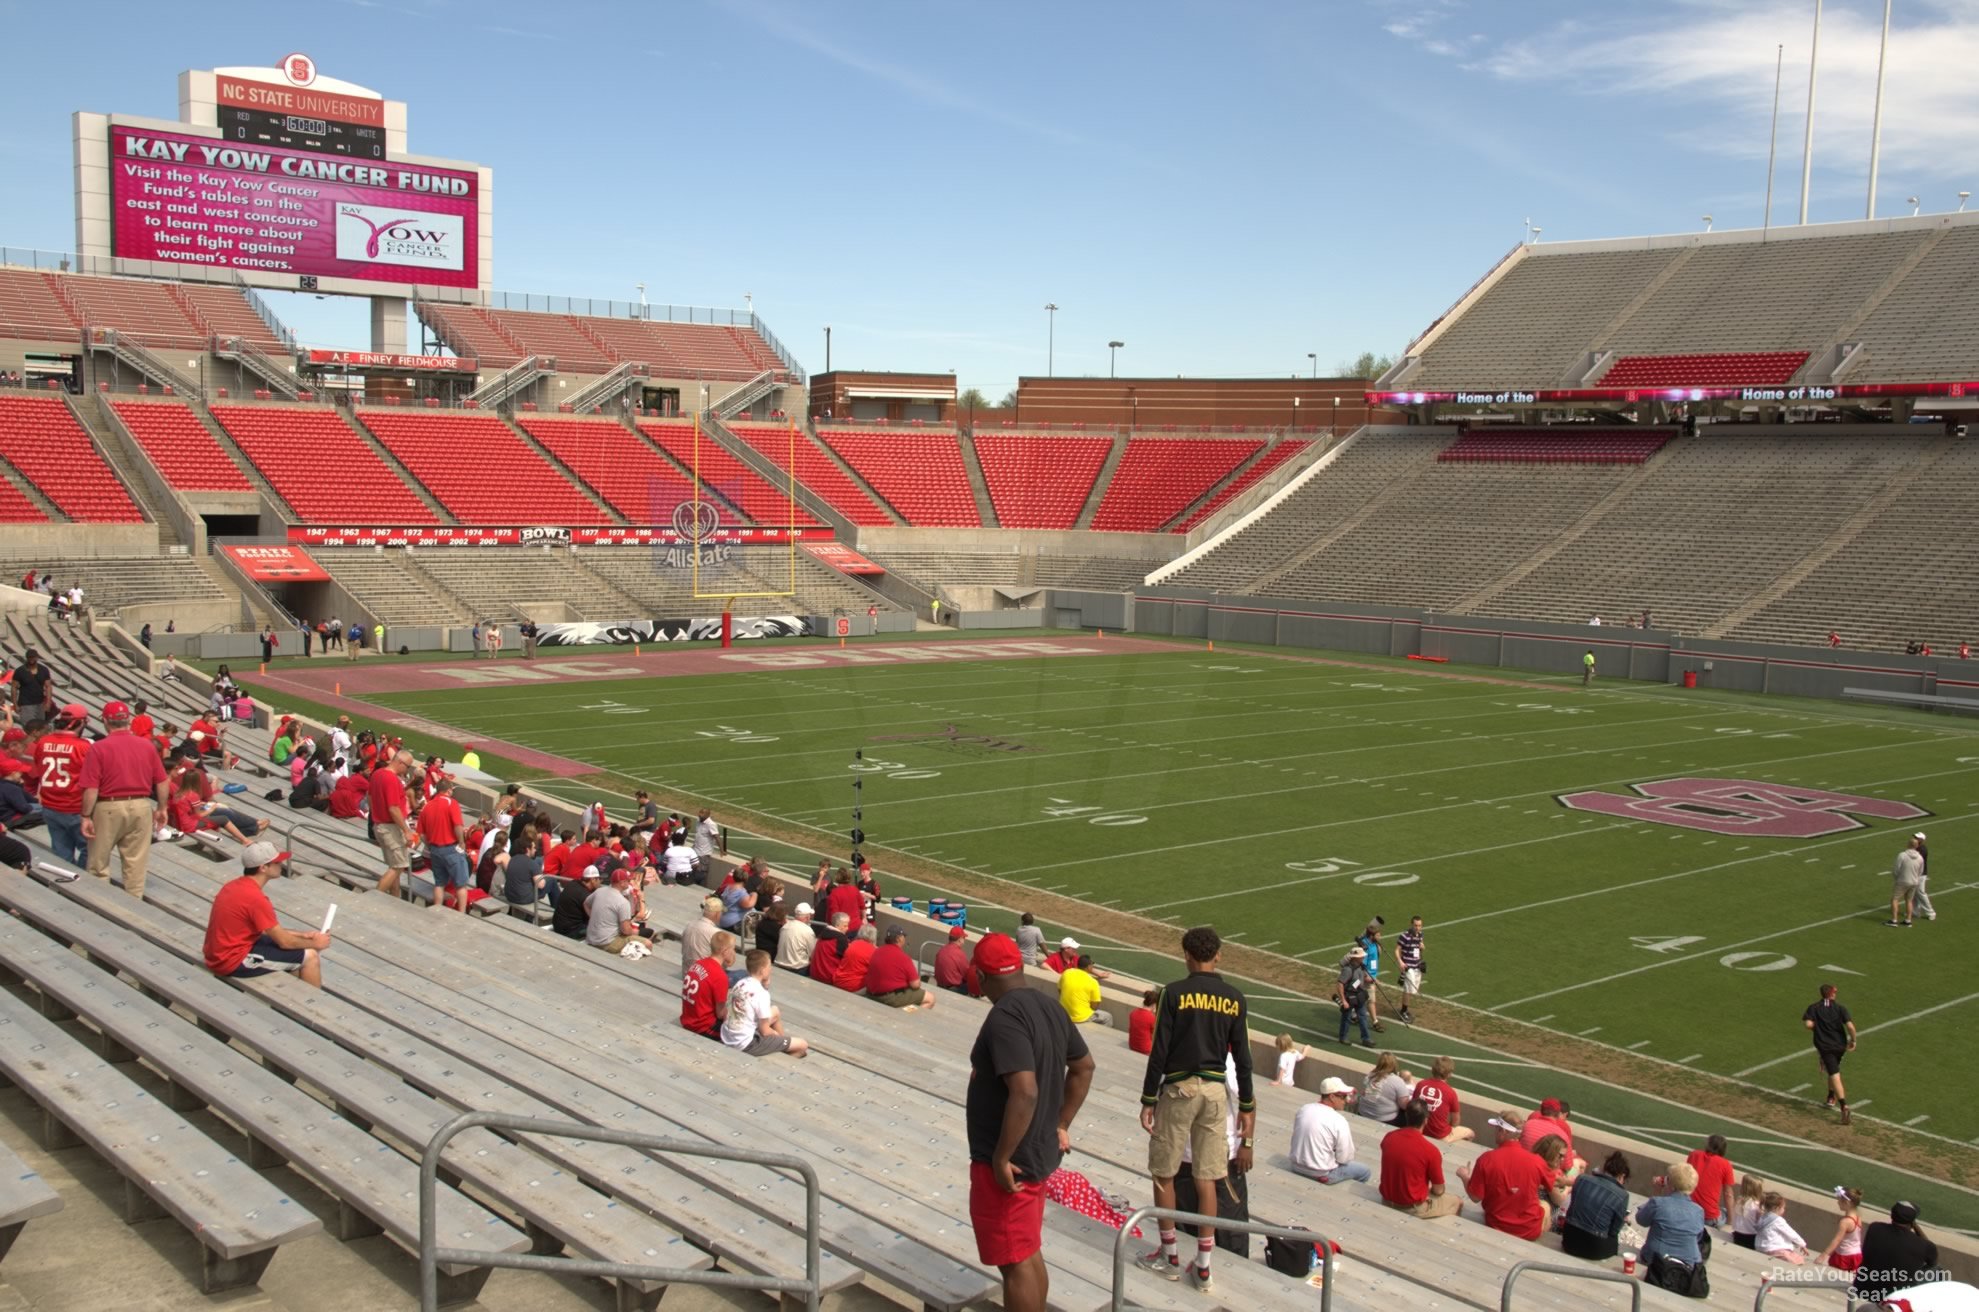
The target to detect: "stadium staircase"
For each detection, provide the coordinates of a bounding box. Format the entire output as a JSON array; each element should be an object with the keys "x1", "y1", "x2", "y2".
[
  {"x1": 711, "y1": 368, "x2": 781, "y2": 419},
  {"x1": 308, "y1": 547, "x2": 472, "y2": 626},
  {"x1": 955, "y1": 429, "x2": 997, "y2": 525},
  {"x1": 496, "y1": 413, "x2": 627, "y2": 525},
  {"x1": 335, "y1": 409, "x2": 459, "y2": 524},
  {"x1": 692, "y1": 414, "x2": 835, "y2": 528},
  {"x1": 1450, "y1": 453, "x2": 1669, "y2": 616},
  {"x1": 796, "y1": 425, "x2": 906, "y2": 526},
  {"x1": 558, "y1": 361, "x2": 645, "y2": 414},
  {"x1": 84, "y1": 327, "x2": 203, "y2": 398},
  {"x1": 468, "y1": 354, "x2": 551, "y2": 409},
  {"x1": 185, "y1": 401, "x2": 294, "y2": 513},
  {"x1": 74, "y1": 397, "x2": 188, "y2": 549},
  {"x1": 1070, "y1": 433, "x2": 1127, "y2": 529},
  {"x1": 214, "y1": 333, "x2": 301, "y2": 399},
  {"x1": 731, "y1": 421, "x2": 896, "y2": 527}
]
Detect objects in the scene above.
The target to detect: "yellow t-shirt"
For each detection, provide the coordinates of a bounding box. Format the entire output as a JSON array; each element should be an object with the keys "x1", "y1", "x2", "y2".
[
  {"x1": 460, "y1": 751, "x2": 481, "y2": 771},
  {"x1": 1059, "y1": 967, "x2": 1102, "y2": 1023}
]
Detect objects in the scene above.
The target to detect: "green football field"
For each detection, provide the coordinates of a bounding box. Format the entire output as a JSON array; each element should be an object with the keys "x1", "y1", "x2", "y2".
[{"x1": 355, "y1": 640, "x2": 1979, "y2": 1223}]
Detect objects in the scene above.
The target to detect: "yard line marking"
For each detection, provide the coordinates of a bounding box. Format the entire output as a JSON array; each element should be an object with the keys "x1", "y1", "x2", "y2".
[
  {"x1": 1787, "y1": 1084, "x2": 1812, "y2": 1094},
  {"x1": 1580, "y1": 1026, "x2": 1603, "y2": 1036},
  {"x1": 1628, "y1": 1040, "x2": 1652, "y2": 1049},
  {"x1": 1909, "y1": 1115, "x2": 1932, "y2": 1126},
  {"x1": 1733, "y1": 987, "x2": 1979, "y2": 1077},
  {"x1": 1444, "y1": 991, "x2": 1470, "y2": 1000},
  {"x1": 1530, "y1": 1014, "x2": 1555, "y2": 1024},
  {"x1": 1816, "y1": 963, "x2": 1864, "y2": 976},
  {"x1": 1678, "y1": 1054, "x2": 1703, "y2": 1064},
  {"x1": 1495, "y1": 881, "x2": 1979, "y2": 1013}
]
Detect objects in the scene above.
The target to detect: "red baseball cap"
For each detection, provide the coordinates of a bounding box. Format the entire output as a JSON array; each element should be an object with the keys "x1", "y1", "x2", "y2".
[
  {"x1": 0, "y1": 755, "x2": 30, "y2": 775},
  {"x1": 130, "y1": 714, "x2": 155, "y2": 737},
  {"x1": 58, "y1": 703, "x2": 86, "y2": 721},
  {"x1": 102, "y1": 700, "x2": 132, "y2": 720},
  {"x1": 0, "y1": 728, "x2": 24, "y2": 745},
  {"x1": 1539, "y1": 1098, "x2": 1564, "y2": 1116},
  {"x1": 947, "y1": 925, "x2": 967, "y2": 941},
  {"x1": 972, "y1": 932, "x2": 1024, "y2": 977}
]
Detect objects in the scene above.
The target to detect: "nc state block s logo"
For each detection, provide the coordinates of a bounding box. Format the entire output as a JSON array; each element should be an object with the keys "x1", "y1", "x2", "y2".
[{"x1": 1557, "y1": 778, "x2": 1929, "y2": 838}]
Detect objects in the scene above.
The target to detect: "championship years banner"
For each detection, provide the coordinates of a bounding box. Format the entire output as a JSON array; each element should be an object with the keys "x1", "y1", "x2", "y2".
[{"x1": 535, "y1": 617, "x2": 805, "y2": 646}]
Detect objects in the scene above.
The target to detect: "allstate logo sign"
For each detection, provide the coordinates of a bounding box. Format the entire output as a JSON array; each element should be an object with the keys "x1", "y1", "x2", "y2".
[
  {"x1": 1557, "y1": 778, "x2": 1928, "y2": 838},
  {"x1": 671, "y1": 497, "x2": 722, "y2": 542},
  {"x1": 663, "y1": 498, "x2": 733, "y2": 571}
]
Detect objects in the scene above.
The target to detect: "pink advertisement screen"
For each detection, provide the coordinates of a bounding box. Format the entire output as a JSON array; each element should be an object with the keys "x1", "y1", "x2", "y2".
[{"x1": 109, "y1": 125, "x2": 479, "y2": 289}]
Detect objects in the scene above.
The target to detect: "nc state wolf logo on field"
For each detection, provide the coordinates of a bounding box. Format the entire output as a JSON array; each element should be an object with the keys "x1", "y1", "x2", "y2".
[{"x1": 1557, "y1": 778, "x2": 1929, "y2": 838}]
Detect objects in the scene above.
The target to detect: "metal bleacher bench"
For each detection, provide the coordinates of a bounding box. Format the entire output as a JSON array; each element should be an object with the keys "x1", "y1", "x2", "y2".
[
  {"x1": 1843, "y1": 686, "x2": 1979, "y2": 713},
  {"x1": 0, "y1": 1136, "x2": 62, "y2": 1268},
  {"x1": 0, "y1": 985, "x2": 321, "y2": 1293}
]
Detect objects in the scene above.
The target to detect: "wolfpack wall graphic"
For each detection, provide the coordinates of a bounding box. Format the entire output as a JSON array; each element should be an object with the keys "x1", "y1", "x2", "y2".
[
  {"x1": 536, "y1": 617, "x2": 805, "y2": 646},
  {"x1": 108, "y1": 125, "x2": 478, "y2": 288}
]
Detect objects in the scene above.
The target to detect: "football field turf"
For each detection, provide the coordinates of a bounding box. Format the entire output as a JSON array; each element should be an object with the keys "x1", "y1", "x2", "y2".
[{"x1": 354, "y1": 638, "x2": 1979, "y2": 1221}]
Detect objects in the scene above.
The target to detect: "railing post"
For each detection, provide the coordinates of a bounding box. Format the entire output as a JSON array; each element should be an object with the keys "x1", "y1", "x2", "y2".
[
  {"x1": 1499, "y1": 1260, "x2": 1642, "y2": 1312},
  {"x1": 1112, "y1": 1207, "x2": 1335, "y2": 1312}
]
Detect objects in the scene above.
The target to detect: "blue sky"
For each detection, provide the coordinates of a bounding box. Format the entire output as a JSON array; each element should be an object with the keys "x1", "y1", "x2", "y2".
[{"x1": 3, "y1": 0, "x2": 1975, "y2": 395}]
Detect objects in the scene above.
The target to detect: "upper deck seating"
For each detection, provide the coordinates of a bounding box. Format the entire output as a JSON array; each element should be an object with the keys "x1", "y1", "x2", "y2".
[
  {"x1": 0, "y1": 268, "x2": 80, "y2": 341},
  {"x1": 731, "y1": 423, "x2": 893, "y2": 526},
  {"x1": 1089, "y1": 437, "x2": 1261, "y2": 532},
  {"x1": 111, "y1": 399, "x2": 253, "y2": 491},
  {"x1": 356, "y1": 410, "x2": 610, "y2": 526},
  {"x1": 518, "y1": 417, "x2": 699, "y2": 525},
  {"x1": 814, "y1": 427, "x2": 973, "y2": 526},
  {"x1": 209, "y1": 405, "x2": 438, "y2": 524},
  {"x1": 974, "y1": 433, "x2": 1112, "y2": 528},
  {"x1": 637, "y1": 420, "x2": 818, "y2": 527},
  {"x1": 1439, "y1": 428, "x2": 1673, "y2": 464},
  {"x1": 1596, "y1": 352, "x2": 1807, "y2": 388},
  {"x1": 0, "y1": 395, "x2": 143, "y2": 522}
]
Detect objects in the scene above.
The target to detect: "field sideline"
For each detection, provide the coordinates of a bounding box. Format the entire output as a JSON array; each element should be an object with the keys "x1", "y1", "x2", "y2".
[{"x1": 294, "y1": 634, "x2": 1979, "y2": 1222}]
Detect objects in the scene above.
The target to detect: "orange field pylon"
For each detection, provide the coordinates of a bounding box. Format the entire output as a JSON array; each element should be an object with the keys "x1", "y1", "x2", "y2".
[
  {"x1": 334, "y1": 682, "x2": 341, "y2": 695},
  {"x1": 258, "y1": 662, "x2": 266, "y2": 674},
  {"x1": 1207, "y1": 640, "x2": 1215, "y2": 651}
]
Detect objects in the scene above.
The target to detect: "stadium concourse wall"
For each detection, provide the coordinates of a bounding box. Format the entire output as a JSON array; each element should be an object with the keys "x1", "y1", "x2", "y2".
[{"x1": 1049, "y1": 588, "x2": 1972, "y2": 703}]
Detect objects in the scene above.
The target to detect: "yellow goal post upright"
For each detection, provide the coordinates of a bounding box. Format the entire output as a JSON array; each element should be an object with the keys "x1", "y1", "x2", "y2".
[{"x1": 687, "y1": 408, "x2": 799, "y2": 625}]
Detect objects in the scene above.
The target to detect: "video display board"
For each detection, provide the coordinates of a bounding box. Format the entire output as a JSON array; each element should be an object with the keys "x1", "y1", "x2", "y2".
[{"x1": 108, "y1": 124, "x2": 478, "y2": 289}]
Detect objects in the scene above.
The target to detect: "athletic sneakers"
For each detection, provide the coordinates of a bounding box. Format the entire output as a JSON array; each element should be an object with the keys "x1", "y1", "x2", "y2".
[
  {"x1": 1371, "y1": 1020, "x2": 1387, "y2": 1032},
  {"x1": 1398, "y1": 1007, "x2": 1414, "y2": 1023},
  {"x1": 1885, "y1": 920, "x2": 1905, "y2": 927},
  {"x1": 1840, "y1": 1105, "x2": 1852, "y2": 1126},
  {"x1": 1186, "y1": 1264, "x2": 1214, "y2": 1295},
  {"x1": 1134, "y1": 1251, "x2": 1180, "y2": 1281},
  {"x1": 1824, "y1": 1093, "x2": 1837, "y2": 1108}
]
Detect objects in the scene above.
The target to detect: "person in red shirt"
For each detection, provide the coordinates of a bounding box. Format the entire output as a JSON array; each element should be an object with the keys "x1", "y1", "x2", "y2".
[
  {"x1": 1686, "y1": 1134, "x2": 1736, "y2": 1226},
  {"x1": 1413, "y1": 1056, "x2": 1475, "y2": 1142},
  {"x1": 368, "y1": 749, "x2": 415, "y2": 898},
  {"x1": 328, "y1": 769, "x2": 369, "y2": 820},
  {"x1": 542, "y1": 828, "x2": 574, "y2": 879},
  {"x1": 933, "y1": 925, "x2": 982, "y2": 997},
  {"x1": 1459, "y1": 1112, "x2": 1555, "y2": 1240},
  {"x1": 168, "y1": 780, "x2": 269, "y2": 843},
  {"x1": 864, "y1": 927, "x2": 935, "y2": 1009},
  {"x1": 809, "y1": 912, "x2": 849, "y2": 983},
  {"x1": 825, "y1": 869, "x2": 865, "y2": 933},
  {"x1": 1380, "y1": 1101, "x2": 1462, "y2": 1218},
  {"x1": 680, "y1": 932, "x2": 736, "y2": 1038},
  {"x1": 1127, "y1": 989, "x2": 1158, "y2": 1055},
  {"x1": 33, "y1": 703, "x2": 89, "y2": 866},
  {"x1": 1041, "y1": 937, "x2": 1111, "y2": 978},
  {"x1": 417, "y1": 775, "x2": 471, "y2": 911},
  {"x1": 1518, "y1": 1098, "x2": 1584, "y2": 1173},
  {"x1": 833, "y1": 924, "x2": 877, "y2": 992},
  {"x1": 202, "y1": 841, "x2": 330, "y2": 987},
  {"x1": 78, "y1": 699, "x2": 169, "y2": 901}
]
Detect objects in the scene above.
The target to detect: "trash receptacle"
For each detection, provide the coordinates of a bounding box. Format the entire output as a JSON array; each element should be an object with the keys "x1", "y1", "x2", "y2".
[{"x1": 1682, "y1": 670, "x2": 1698, "y2": 689}]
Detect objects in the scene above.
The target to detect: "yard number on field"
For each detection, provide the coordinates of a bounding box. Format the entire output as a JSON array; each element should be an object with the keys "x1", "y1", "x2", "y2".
[
  {"x1": 1042, "y1": 797, "x2": 1146, "y2": 826},
  {"x1": 850, "y1": 758, "x2": 941, "y2": 780},
  {"x1": 1284, "y1": 856, "x2": 1419, "y2": 886},
  {"x1": 696, "y1": 724, "x2": 779, "y2": 744},
  {"x1": 580, "y1": 699, "x2": 648, "y2": 716},
  {"x1": 1632, "y1": 936, "x2": 1798, "y2": 971}
]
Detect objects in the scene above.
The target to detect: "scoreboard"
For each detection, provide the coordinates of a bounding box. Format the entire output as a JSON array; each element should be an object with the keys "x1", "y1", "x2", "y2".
[{"x1": 217, "y1": 105, "x2": 385, "y2": 159}]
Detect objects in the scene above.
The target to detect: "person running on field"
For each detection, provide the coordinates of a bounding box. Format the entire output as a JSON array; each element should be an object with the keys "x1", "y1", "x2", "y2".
[
  {"x1": 1803, "y1": 983, "x2": 1857, "y2": 1124},
  {"x1": 1137, "y1": 926, "x2": 1255, "y2": 1294}
]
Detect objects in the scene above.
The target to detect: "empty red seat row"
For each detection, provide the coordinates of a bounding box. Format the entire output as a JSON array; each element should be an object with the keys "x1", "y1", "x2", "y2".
[
  {"x1": 519, "y1": 417, "x2": 699, "y2": 525},
  {"x1": 419, "y1": 304, "x2": 788, "y2": 383},
  {"x1": 732, "y1": 423, "x2": 892, "y2": 525},
  {"x1": 975, "y1": 434, "x2": 1112, "y2": 528},
  {"x1": 0, "y1": 475, "x2": 47, "y2": 523},
  {"x1": 817, "y1": 427, "x2": 976, "y2": 526},
  {"x1": 0, "y1": 394, "x2": 144, "y2": 522},
  {"x1": 1597, "y1": 352, "x2": 1808, "y2": 388},
  {"x1": 637, "y1": 421, "x2": 818, "y2": 527},
  {"x1": 357, "y1": 410, "x2": 610, "y2": 526},
  {"x1": 1090, "y1": 437, "x2": 1261, "y2": 532},
  {"x1": 211, "y1": 404, "x2": 438, "y2": 524},
  {"x1": 1439, "y1": 429, "x2": 1673, "y2": 465},
  {"x1": 1176, "y1": 440, "x2": 1312, "y2": 531},
  {"x1": 111, "y1": 399, "x2": 252, "y2": 491}
]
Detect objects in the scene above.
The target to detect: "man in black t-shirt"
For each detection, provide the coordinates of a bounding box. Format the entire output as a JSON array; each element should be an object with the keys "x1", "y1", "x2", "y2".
[
  {"x1": 551, "y1": 865, "x2": 600, "y2": 939},
  {"x1": 1853, "y1": 1201, "x2": 1940, "y2": 1301},
  {"x1": 1803, "y1": 982, "x2": 1857, "y2": 1124},
  {"x1": 11, "y1": 649, "x2": 53, "y2": 729},
  {"x1": 965, "y1": 932, "x2": 1094, "y2": 1312}
]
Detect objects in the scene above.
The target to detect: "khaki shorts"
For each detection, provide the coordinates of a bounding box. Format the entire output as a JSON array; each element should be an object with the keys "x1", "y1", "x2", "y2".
[
  {"x1": 376, "y1": 825, "x2": 410, "y2": 870},
  {"x1": 871, "y1": 986, "x2": 924, "y2": 1008},
  {"x1": 1149, "y1": 1078, "x2": 1228, "y2": 1182}
]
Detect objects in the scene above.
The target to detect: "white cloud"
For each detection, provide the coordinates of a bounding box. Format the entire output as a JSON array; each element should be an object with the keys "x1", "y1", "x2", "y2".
[{"x1": 1433, "y1": 1, "x2": 1979, "y2": 183}]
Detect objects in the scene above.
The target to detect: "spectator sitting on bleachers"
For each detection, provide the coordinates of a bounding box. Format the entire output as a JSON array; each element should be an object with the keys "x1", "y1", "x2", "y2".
[
  {"x1": 1519, "y1": 1097, "x2": 1585, "y2": 1174},
  {"x1": 662, "y1": 829, "x2": 700, "y2": 886},
  {"x1": 289, "y1": 756, "x2": 332, "y2": 812},
  {"x1": 0, "y1": 755, "x2": 41, "y2": 830},
  {"x1": 750, "y1": 898, "x2": 786, "y2": 957},
  {"x1": 1042, "y1": 936, "x2": 1080, "y2": 973},
  {"x1": 1058, "y1": 954, "x2": 1106, "y2": 1025},
  {"x1": 677, "y1": 895, "x2": 723, "y2": 978},
  {"x1": 681, "y1": 931, "x2": 737, "y2": 1039},
  {"x1": 1853, "y1": 1201, "x2": 1938, "y2": 1302},
  {"x1": 1528, "y1": 1135, "x2": 1576, "y2": 1216},
  {"x1": 1414, "y1": 1055, "x2": 1475, "y2": 1142},
  {"x1": 1459, "y1": 1110, "x2": 1554, "y2": 1240},
  {"x1": 203, "y1": 841, "x2": 331, "y2": 987},
  {"x1": 169, "y1": 780, "x2": 270, "y2": 845},
  {"x1": 834, "y1": 923, "x2": 878, "y2": 992},
  {"x1": 328, "y1": 766, "x2": 369, "y2": 820},
  {"x1": 1289, "y1": 1077, "x2": 1370, "y2": 1185},
  {"x1": 933, "y1": 925, "x2": 982, "y2": 997},
  {"x1": 502, "y1": 824, "x2": 558, "y2": 913},
  {"x1": 1560, "y1": 1152, "x2": 1633, "y2": 1260},
  {"x1": 716, "y1": 866, "x2": 757, "y2": 930},
  {"x1": 775, "y1": 902, "x2": 818, "y2": 973},
  {"x1": 720, "y1": 949, "x2": 808, "y2": 1059},
  {"x1": 1379, "y1": 1099, "x2": 1462, "y2": 1219},
  {"x1": 1686, "y1": 1133, "x2": 1736, "y2": 1230},
  {"x1": 864, "y1": 927, "x2": 935, "y2": 1010},
  {"x1": 1753, "y1": 1192, "x2": 1811, "y2": 1264},
  {"x1": 809, "y1": 912, "x2": 851, "y2": 982},
  {"x1": 1127, "y1": 990, "x2": 1156, "y2": 1054},
  {"x1": 553, "y1": 864, "x2": 600, "y2": 939},
  {"x1": 1358, "y1": 1052, "x2": 1416, "y2": 1124},
  {"x1": 586, "y1": 867, "x2": 656, "y2": 956},
  {"x1": 1635, "y1": 1162, "x2": 1710, "y2": 1295}
]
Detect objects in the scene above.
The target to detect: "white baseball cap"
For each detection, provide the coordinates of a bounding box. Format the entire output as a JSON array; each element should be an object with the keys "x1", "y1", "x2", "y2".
[
  {"x1": 1060, "y1": 936, "x2": 1080, "y2": 950},
  {"x1": 1914, "y1": 831, "x2": 1928, "y2": 841},
  {"x1": 1318, "y1": 1077, "x2": 1354, "y2": 1097}
]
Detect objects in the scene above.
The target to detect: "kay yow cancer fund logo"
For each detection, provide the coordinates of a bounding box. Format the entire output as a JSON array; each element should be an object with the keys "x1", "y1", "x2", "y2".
[{"x1": 334, "y1": 203, "x2": 465, "y2": 271}]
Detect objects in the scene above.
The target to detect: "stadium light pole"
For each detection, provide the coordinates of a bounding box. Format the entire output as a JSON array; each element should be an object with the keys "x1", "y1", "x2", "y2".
[
  {"x1": 823, "y1": 325, "x2": 831, "y2": 373},
  {"x1": 1908, "y1": 196, "x2": 1920, "y2": 216},
  {"x1": 1763, "y1": 44, "x2": 1783, "y2": 235},
  {"x1": 1108, "y1": 340, "x2": 1123, "y2": 377},
  {"x1": 1865, "y1": 0, "x2": 1893, "y2": 220},
  {"x1": 1703, "y1": 215, "x2": 1714, "y2": 232},
  {"x1": 1961, "y1": 192, "x2": 1972, "y2": 212},
  {"x1": 1045, "y1": 304, "x2": 1058, "y2": 377},
  {"x1": 1799, "y1": 0, "x2": 1821, "y2": 225},
  {"x1": 1307, "y1": 352, "x2": 1317, "y2": 378}
]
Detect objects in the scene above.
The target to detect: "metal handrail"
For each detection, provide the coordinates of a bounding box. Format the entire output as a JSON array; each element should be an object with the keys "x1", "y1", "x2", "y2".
[
  {"x1": 470, "y1": 354, "x2": 549, "y2": 407},
  {"x1": 419, "y1": 1110, "x2": 822, "y2": 1312},
  {"x1": 1112, "y1": 1207, "x2": 1337, "y2": 1312},
  {"x1": 1500, "y1": 1260, "x2": 1641, "y2": 1311},
  {"x1": 1751, "y1": 1274, "x2": 1861, "y2": 1309}
]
